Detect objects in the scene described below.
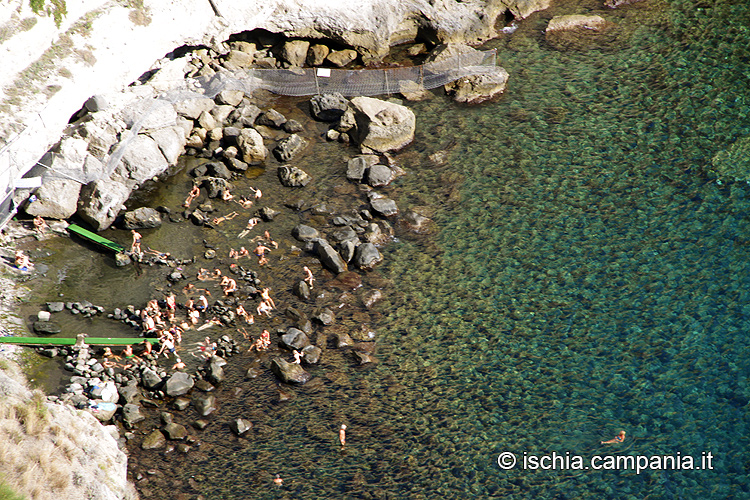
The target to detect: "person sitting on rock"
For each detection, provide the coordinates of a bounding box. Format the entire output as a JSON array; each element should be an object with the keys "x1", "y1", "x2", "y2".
[
  {"x1": 221, "y1": 276, "x2": 237, "y2": 296},
  {"x1": 292, "y1": 350, "x2": 302, "y2": 364},
  {"x1": 14, "y1": 250, "x2": 32, "y2": 271},
  {"x1": 183, "y1": 184, "x2": 201, "y2": 208},
  {"x1": 222, "y1": 189, "x2": 234, "y2": 202},
  {"x1": 249, "y1": 186, "x2": 262, "y2": 199},
  {"x1": 257, "y1": 300, "x2": 273, "y2": 317},
  {"x1": 260, "y1": 288, "x2": 275, "y2": 309},
  {"x1": 33, "y1": 216, "x2": 48, "y2": 235}
]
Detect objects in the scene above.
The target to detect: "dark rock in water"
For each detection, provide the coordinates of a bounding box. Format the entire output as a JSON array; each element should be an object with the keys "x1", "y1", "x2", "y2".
[
  {"x1": 367, "y1": 164, "x2": 393, "y2": 187},
  {"x1": 403, "y1": 209, "x2": 433, "y2": 234},
  {"x1": 277, "y1": 164, "x2": 312, "y2": 187},
  {"x1": 229, "y1": 418, "x2": 252, "y2": 436},
  {"x1": 172, "y1": 397, "x2": 191, "y2": 411},
  {"x1": 353, "y1": 242, "x2": 383, "y2": 270},
  {"x1": 190, "y1": 209, "x2": 207, "y2": 226},
  {"x1": 335, "y1": 331, "x2": 354, "y2": 348},
  {"x1": 310, "y1": 93, "x2": 349, "y2": 121},
  {"x1": 163, "y1": 422, "x2": 188, "y2": 440},
  {"x1": 192, "y1": 419, "x2": 210, "y2": 430},
  {"x1": 245, "y1": 366, "x2": 261, "y2": 379},
  {"x1": 338, "y1": 239, "x2": 357, "y2": 263},
  {"x1": 204, "y1": 248, "x2": 216, "y2": 259},
  {"x1": 115, "y1": 252, "x2": 131, "y2": 267},
  {"x1": 167, "y1": 270, "x2": 184, "y2": 282},
  {"x1": 141, "y1": 430, "x2": 166, "y2": 450},
  {"x1": 256, "y1": 108, "x2": 287, "y2": 129},
  {"x1": 273, "y1": 134, "x2": 307, "y2": 162},
  {"x1": 229, "y1": 103, "x2": 262, "y2": 128},
  {"x1": 369, "y1": 196, "x2": 399, "y2": 216},
  {"x1": 312, "y1": 307, "x2": 335, "y2": 326},
  {"x1": 194, "y1": 161, "x2": 232, "y2": 180},
  {"x1": 257, "y1": 206, "x2": 280, "y2": 221},
  {"x1": 38, "y1": 347, "x2": 58, "y2": 358},
  {"x1": 164, "y1": 371, "x2": 194, "y2": 397},
  {"x1": 224, "y1": 157, "x2": 248, "y2": 172},
  {"x1": 281, "y1": 328, "x2": 311, "y2": 351},
  {"x1": 119, "y1": 380, "x2": 141, "y2": 404},
  {"x1": 292, "y1": 224, "x2": 319, "y2": 241},
  {"x1": 194, "y1": 379, "x2": 215, "y2": 392},
  {"x1": 361, "y1": 289, "x2": 383, "y2": 309},
  {"x1": 302, "y1": 345, "x2": 322, "y2": 364},
  {"x1": 314, "y1": 239, "x2": 348, "y2": 274},
  {"x1": 329, "y1": 226, "x2": 357, "y2": 243},
  {"x1": 270, "y1": 358, "x2": 312, "y2": 385},
  {"x1": 282, "y1": 119, "x2": 304, "y2": 133},
  {"x1": 46, "y1": 301, "x2": 65, "y2": 312},
  {"x1": 293, "y1": 280, "x2": 310, "y2": 300},
  {"x1": 122, "y1": 207, "x2": 162, "y2": 229},
  {"x1": 141, "y1": 368, "x2": 164, "y2": 390},
  {"x1": 122, "y1": 403, "x2": 146, "y2": 427},
  {"x1": 353, "y1": 350, "x2": 376, "y2": 365},
  {"x1": 192, "y1": 393, "x2": 217, "y2": 416},
  {"x1": 346, "y1": 156, "x2": 369, "y2": 181},
  {"x1": 198, "y1": 176, "x2": 233, "y2": 199},
  {"x1": 206, "y1": 360, "x2": 225, "y2": 385},
  {"x1": 33, "y1": 321, "x2": 61, "y2": 335}
]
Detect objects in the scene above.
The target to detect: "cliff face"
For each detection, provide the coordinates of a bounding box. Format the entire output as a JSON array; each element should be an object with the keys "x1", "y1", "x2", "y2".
[
  {"x1": 0, "y1": 360, "x2": 136, "y2": 500},
  {"x1": 0, "y1": 0, "x2": 549, "y2": 197}
]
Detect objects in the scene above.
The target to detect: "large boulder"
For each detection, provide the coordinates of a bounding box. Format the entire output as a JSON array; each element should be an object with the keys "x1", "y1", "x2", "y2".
[
  {"x1": 426, "y1": 44, "x2": 509, "y2": 104},
  {"x1": 545, "y1": 15, "x2": 612, "y2": 51},
  {"x1": 273, "y1": 134, "x2": 308, "y2": 162},
  {"x1": 236, "y1": 128, "x2": 268, "y2": 164},
  {"x1": 281, "y1": 328, "x2": 311, "y2": 350},
  {"x1": 148, "y1": 125, "x2": 187, "y2": 165},
  {"x1": 270, "y1": 358, "x2": 312, "y2": 385},
  {"x1": 353, "y1": 242, "x2": 383, "y2": 270},
  {"x1": 282, "y1": 40, "x2": 311, "y2": 66},
  {"x1": 25, "y1": 179, "x2": 81, "y2": 219},
  {"x1": 345, "y1": 97, "x2": 415, "y2": 153},
  {"x1": 314, "y1": 238, "x2": 348, "y2": 274},
  {"x1": 122, "y1": 207, "x2": 162, "y2": 229},
  {"x1": 119, "y1": 134, "x2": 169, "y2": 183},
  {"x1": 445, "y1": 68, "x2": 510, "y2": 104},
  {"x1": 77, "y1": 177, "x2": 135, "y2": 231},
  {"x1": 310, "y1": 93, "x2": 349, "y2": 121},
  {"x1": 278, "y1": 165, "x2": 312, "y2": 187},
  {"x1": 164, "y1": 371, "x2": 194, "y2": 397}
]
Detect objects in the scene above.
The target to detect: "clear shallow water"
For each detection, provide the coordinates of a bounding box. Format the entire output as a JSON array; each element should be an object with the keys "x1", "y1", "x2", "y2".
[{"x1": 18, "y1": 0, "x2": 750, "y2": 498}]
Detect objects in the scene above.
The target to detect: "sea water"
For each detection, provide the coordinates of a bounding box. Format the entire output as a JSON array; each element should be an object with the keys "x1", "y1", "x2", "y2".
[{"x1": 17, "y1": 0, "x2": 750, "y2": 497}]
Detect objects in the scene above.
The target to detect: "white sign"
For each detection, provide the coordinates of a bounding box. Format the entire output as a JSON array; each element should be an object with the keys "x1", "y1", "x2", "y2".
[{"x1": 316, "y1": 68, "x2": 331, "y2": 78}]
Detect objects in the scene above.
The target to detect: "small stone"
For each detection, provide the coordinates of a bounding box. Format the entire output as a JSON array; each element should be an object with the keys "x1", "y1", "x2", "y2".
[{"x1": 229, "y1": 418, "x2": 252, "y2": 436}]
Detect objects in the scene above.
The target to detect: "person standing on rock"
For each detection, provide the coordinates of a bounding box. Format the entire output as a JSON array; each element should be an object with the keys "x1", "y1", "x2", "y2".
[
  {"x1": 131, "y1": 230, "x2": 143, "y2": 256},
  {"x1": 303, "y1": 266, "x2": 315, "y2": 289}
]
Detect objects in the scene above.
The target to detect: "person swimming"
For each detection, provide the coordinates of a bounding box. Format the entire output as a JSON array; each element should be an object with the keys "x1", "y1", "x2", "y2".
[{"x1": 601, "y1": 430, "x2": 626, "y2": 445}]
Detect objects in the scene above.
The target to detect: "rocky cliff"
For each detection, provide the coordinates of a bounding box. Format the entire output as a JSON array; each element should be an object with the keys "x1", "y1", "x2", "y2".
[
  {"x1": 0, "y1": 359, "x2": 136, "y2": 500},
  {"x1": 0, "y1": 0, "x2": 549, "y2": 201}
]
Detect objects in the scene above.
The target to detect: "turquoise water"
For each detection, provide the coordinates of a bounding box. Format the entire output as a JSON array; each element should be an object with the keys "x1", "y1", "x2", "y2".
[{"x1": 18, "y1": 0, "x2": 750, "y2": 498}]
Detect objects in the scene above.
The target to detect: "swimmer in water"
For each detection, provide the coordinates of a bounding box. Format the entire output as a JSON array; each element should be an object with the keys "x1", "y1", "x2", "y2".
[
  {"x1": 339, "y1": 424, "x2": 347, "y2": 447},
  {"x1": 601, "y1": 430, "x2": 626, "y2": 445},
  {"x1": 183, "y1": 184, "x2": 201, "y2": 208}
]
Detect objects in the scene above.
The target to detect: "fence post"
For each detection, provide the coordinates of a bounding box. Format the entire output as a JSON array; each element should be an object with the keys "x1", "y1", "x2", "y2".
[
  {"x1": 384, "y1": 69, "x2": 389, "y2": 95},
  {"x1": 314, "y1": 71, "x2": 320, "y2": 96}
]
